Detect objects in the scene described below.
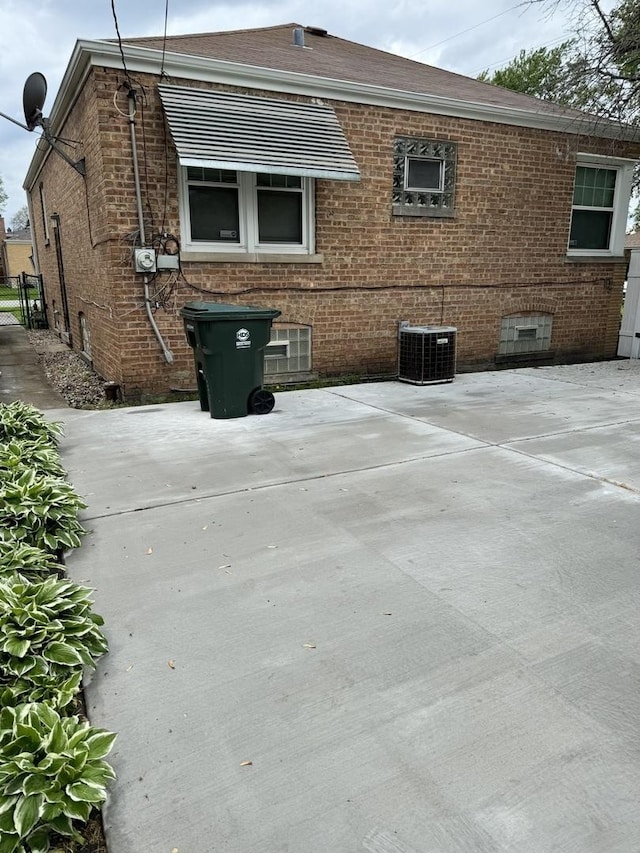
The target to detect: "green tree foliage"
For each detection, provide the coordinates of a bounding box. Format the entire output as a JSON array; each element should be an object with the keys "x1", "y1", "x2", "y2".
[
  {"x1": 479, "y1": 1, "x2": 640, "y2": 121},
  {"x1": 478, "y1": 39, "x2": 620, "y2": 116},
  {"x1": 478, "y1": 42, "x2": 578, "y2": 103},
  {"x1": 480, "y1": 1, "x2": 640, "y2": 225}
]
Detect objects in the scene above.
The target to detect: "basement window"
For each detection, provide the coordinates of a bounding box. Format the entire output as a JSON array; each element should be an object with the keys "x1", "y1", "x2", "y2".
[
  {"x1": 393, "y1": 136, "x2": 457, "y2": 217},
  {"x1": 498, "y1": 314, "x2": 553, "y2": 355},
  {"x1": 264, "y1": 326, "x2": 311, "y2": 376}
]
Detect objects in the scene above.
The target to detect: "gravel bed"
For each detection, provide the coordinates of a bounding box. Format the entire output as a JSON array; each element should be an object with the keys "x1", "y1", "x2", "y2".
[{"x1": 27, "y1": 330, "x2": 109, "y2": 409}]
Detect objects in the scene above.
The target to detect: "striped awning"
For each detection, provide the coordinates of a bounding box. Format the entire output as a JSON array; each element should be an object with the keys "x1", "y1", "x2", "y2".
[{"x1": 158, "y1": 84, "x2": 360, "y2": 181}]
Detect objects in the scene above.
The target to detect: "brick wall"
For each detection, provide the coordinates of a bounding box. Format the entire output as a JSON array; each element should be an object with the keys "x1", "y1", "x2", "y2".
[{"x1": 28, "y1": 67, "x2": 636, "y2": 398}]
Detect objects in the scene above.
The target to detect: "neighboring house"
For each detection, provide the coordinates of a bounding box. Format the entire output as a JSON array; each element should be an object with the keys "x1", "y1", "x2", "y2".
[
  {"x1": 0, "y1": 219, "x2": 34, "y2": 281},
  {"x1": 624, "y1": 230, "x2": 640, "y2": 268},
  {"x1": 23, "y1": 23, "x2": 639, "y2": 399}
]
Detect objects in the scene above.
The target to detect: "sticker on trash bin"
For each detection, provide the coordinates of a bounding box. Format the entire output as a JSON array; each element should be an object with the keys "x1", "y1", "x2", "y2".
[{"x1": 236, "y1": 328, "x2": 251, "y2": 349}]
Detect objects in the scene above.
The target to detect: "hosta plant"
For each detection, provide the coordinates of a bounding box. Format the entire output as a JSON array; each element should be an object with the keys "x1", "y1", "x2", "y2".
[
  {"x1": 0, "y1": 470, "x2": 87, "y2": 553},
  {"x1": 0, "y1": 576, "x2": 108, "y2": 688},
  {"x1": 0, "y1": 669, "x2": 82, "y2": 712},
  {"x1": 0, "y1": 439, "x2": 66, "y2": 482},
  {"x1": 0, "y1": 542, "x2": 63, "y2": 584},
  {"x1": 0, "y1": 402, "x2": 62, "y2": 446},
  {"x1": 0, "y1": 702, "x2": 116, "y2": 852}
]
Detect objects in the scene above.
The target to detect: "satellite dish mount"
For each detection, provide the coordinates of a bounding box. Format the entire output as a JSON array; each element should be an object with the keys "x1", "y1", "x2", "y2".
[{"x1": 16, "y1": 72, "x2": 86, "y2": 177}]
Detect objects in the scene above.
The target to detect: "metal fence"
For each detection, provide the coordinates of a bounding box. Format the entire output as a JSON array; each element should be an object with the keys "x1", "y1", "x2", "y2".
[{"x1": 0, "y1": 273, "x2": 48, "y2": 328}]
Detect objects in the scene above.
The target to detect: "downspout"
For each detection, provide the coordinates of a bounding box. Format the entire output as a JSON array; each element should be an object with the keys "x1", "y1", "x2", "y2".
[{"x1": 127, "y1": 88, "x2": 173, "y2": 364}]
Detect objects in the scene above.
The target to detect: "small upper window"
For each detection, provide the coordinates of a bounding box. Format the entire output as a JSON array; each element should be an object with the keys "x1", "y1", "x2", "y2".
[
  {"x1": 393, "y1": 137, "x2": 456, "y2": 218},
  {"x1": 568, "y1": 156, "x2": 634, "y2": 256},
  {"x1": 406, "y1": 158, "x2": 443, "y2": 192}
]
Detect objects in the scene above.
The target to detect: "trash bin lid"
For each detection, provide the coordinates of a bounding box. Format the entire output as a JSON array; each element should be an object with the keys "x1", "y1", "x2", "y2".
[{"x1": 181, "y1": 301, "x2": 281, "y2": 321}]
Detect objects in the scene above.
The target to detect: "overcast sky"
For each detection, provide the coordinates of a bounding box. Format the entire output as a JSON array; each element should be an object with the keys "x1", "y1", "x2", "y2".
[{"x1": 0, "y1": 0, "x2": 593, "y2": 223}]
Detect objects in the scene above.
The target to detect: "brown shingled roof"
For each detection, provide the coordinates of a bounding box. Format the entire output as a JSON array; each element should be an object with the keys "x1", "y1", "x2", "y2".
[{"x1": 119, "y1": 23, "x2": 598, "y2": 123}]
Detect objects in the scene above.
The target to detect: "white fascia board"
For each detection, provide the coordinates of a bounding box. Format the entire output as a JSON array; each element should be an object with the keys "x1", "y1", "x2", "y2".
[
  {"x1": 23, "y1": 37, "x2": 639, "y2": 191},
  {"x1": 575, "y1": 151, "x2": 638, "y2": 166}
]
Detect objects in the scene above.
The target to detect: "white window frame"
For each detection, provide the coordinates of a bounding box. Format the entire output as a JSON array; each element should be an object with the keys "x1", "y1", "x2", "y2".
[
  {"x1": 568, "y1": 153, "x2": 635, "y2": 257},
  {"x1": 179, "y1": 166, "x2": 315, "y2": 256},
  {"x1": 404, "y1": 157, "x2": 444, "y2": 192}
]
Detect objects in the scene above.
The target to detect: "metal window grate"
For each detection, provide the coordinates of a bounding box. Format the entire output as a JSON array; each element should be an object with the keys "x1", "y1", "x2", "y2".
[{"x1": 398, "y1": 325, "x2": 456, "y2": 384}]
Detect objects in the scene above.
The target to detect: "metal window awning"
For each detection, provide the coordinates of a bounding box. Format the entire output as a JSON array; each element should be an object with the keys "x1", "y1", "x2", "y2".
[{"x1": 158, "y1": 84, "x2": 361, "y2": 181}]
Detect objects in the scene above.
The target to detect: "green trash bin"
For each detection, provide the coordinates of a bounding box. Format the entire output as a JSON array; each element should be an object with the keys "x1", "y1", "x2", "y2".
[{"x1": 181, "y1": 301, "x2": 281, "y2": 419}]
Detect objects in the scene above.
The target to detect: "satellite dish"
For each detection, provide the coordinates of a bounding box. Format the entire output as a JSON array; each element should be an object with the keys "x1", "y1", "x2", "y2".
[{"x1": 23, "y1": 72, "x2": 47, "y2": 131}]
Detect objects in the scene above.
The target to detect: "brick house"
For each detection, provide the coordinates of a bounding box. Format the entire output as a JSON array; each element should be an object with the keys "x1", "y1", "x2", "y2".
[{"x1": 23, "y1": 23, "x2": 639, "y2": 399}]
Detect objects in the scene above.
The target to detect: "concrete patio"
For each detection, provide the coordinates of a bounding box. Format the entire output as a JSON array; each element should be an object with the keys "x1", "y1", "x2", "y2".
[{"x1": 46, "y1": 359, "x2": 640, "y2": 852}]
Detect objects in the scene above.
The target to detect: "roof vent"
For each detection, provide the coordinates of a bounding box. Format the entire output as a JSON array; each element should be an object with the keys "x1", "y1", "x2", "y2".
[
  {"x1": 305, "y1": 26, "x2": 328, "y2": 37},
  {"x1": 292, "y1": 27, "x2": 305, "y2": 47}
]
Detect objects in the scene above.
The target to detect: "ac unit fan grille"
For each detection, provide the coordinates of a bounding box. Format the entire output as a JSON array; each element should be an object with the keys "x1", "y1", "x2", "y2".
[{"x1": 398, "y1": 326, "x2": 456, "y2": 384}]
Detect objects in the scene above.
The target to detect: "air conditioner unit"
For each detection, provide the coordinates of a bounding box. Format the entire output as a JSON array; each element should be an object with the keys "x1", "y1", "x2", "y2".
[{"x1": 398, "y1": 323, "x2": 457, "y2": 385}]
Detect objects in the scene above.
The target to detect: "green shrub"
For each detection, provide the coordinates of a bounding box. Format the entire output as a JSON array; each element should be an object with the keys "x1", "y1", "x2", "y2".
[
  {"x1": 0, "y1": 670, "x2": 82, "y2": 713},
  {"x1": 0, "y1": 576, "x2": 108, "y2": 688},
  {"x1": 0, "y1": 402, "x2": 62, "y2": 446},
  {"x1": 0, "y1": 542, "x2": 62, "y2": 583},
  {"x1": 0, "y1": 439, "x2": 66, "y2": 482},
  {"x1": 0, "y1": 702, "x2": 116, "y2": 852},
  {"x1": 0, "y1": 471, "x2": 87, "y2": 553}
]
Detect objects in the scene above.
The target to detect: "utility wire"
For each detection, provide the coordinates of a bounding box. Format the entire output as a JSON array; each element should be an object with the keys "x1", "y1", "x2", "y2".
[
  {"x1": 177, "y1": 273, "x2": 610, "y2": 298},
  {"x1": 110, "y1": 0, "x2": 133, "y2": 87},
  {"x1": 160, "y1": 0, "x2": 170, "y2": 78},
  {"x1": 469, "y1": 33, "x2": 574, "y2": 78},
  {"x1": 408, "y1": 2, "x2": 525, "y2": 59}
]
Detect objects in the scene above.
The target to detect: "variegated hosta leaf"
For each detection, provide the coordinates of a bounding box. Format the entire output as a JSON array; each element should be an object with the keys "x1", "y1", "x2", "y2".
[
  {"x1": 0, "y1": 542, "x2": 62, "y2": 584},
  {"x1": 0, "y1": 473, "x2": 87, "y2": 555},
  {"x1": 0, "y1": 577, "x2": 108, "y2": 687},
  {"x1": 0, "y1": 402, "x2": 62, "y2": 446},
  {"x1": 0, "y1": 703, "x2": 116, "y2": 845},
  {"x1": 0, "y1": 438, "x2": 66, "y2": 483},
  {"x1": 0, "y1": 670, "x2": 82, "y2": 711}
]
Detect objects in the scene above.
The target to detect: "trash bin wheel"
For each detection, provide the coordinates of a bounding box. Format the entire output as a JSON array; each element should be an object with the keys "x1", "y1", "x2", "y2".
[{"x1": 248, "y1": 387, "x2": 275, "y2": 415}]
